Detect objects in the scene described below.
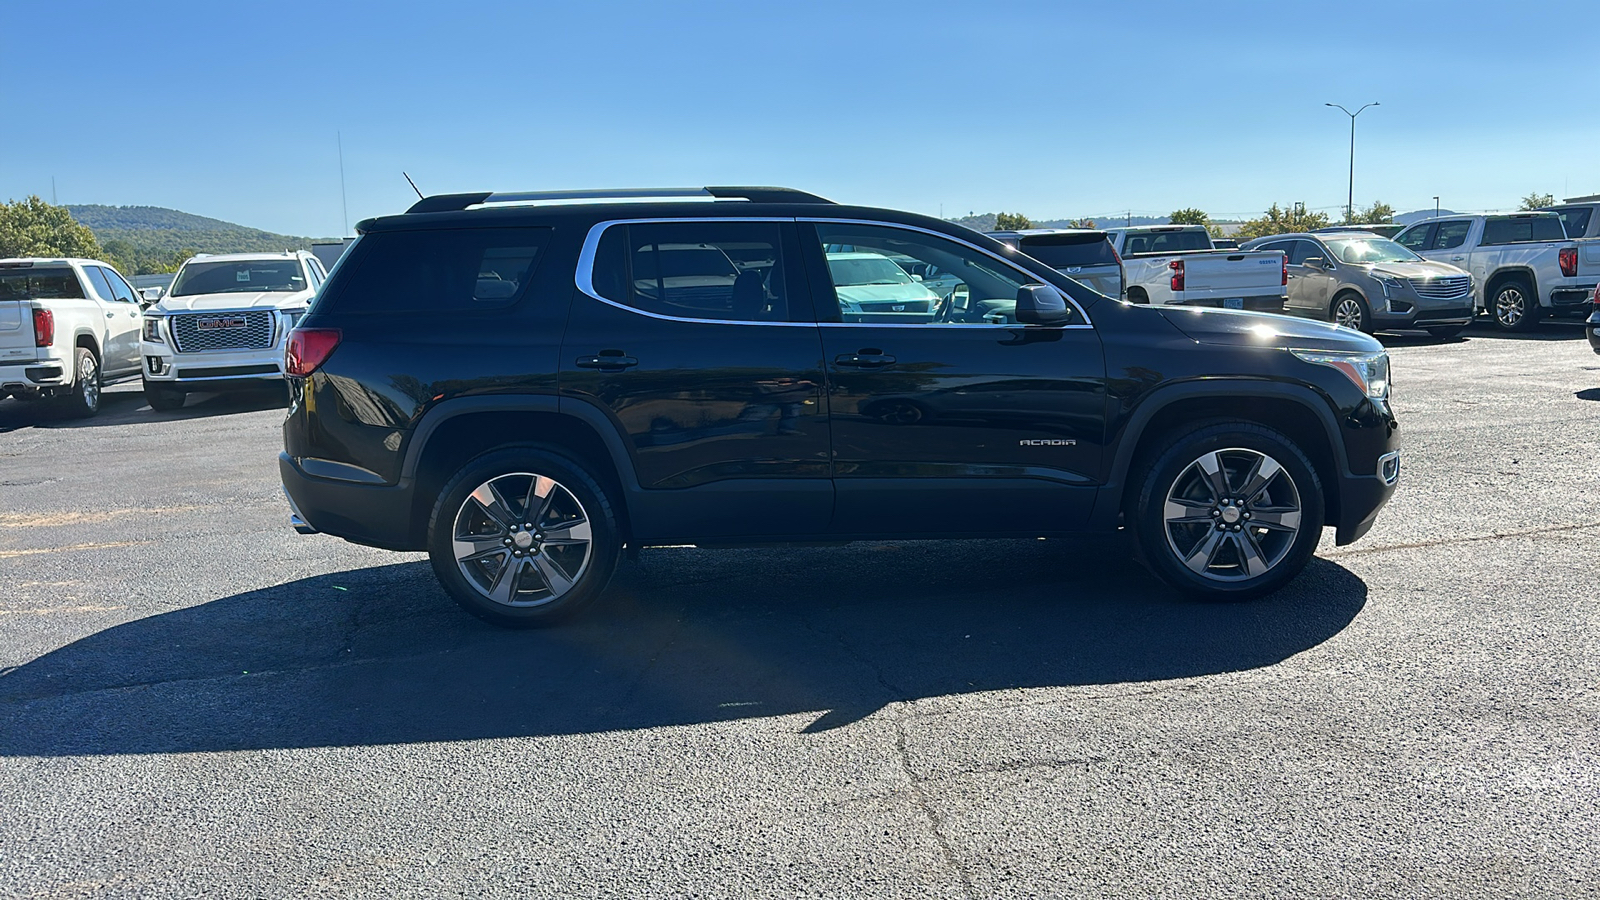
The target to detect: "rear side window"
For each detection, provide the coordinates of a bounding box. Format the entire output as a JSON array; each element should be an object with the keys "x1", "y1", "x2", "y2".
[
  {"x1": 325, "y1": 227, "x2": 550, "y2": 314},
  {"x1": 590, "y1": 221, "x2": 791, "y2": 322},
  {"x1": 1555, "y1": 207, "x2": 1593, "y2": 238},
  {"x1": 1481, "y1": 216, "x2": 1564, "y2": 245},
  {"x1": 1433, "y1": 221, "x2": 1471, "y2": 250},
  {"x1": 1016, "y1": 234, "x2": 1118, "y2": 268}
]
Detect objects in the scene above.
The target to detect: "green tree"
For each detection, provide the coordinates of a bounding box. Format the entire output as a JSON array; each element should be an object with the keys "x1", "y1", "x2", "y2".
[
  {"x1": 0, "y1": 196, "x2": 103, "y2": 259},
  {"x1": 1356, "y1": 201, "x2": 1394, "y2": 224},
  {"x1": 1066, "y1": 217, "x2": 1096, "y2": 228},
  {"x1": 1520, "y1": 191, "x2": 1554, "y2": 211},
  {"x1": 1168, "y1": 208, "x2": 1210, "y2": 226},
  {"x1": 1233, "y1": 203, "x2": 1331, "y2": 241},
  {"x1": 994, "y1": 211, "x2": 1033, "y2": 230}
]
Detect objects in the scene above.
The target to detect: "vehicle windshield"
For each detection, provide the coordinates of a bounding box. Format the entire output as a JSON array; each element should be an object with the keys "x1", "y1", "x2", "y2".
[
  {"x1": 170, "y1": 260, "x2": 307, "y2": 295},
  {"x1": 827, "y1": 255, "x2": 913, "y2": 286},
  {"x1": 1324, "y1": 237, "x2": 1422, "y2": 265},
  {"x1": 0, "y1": 267, "x2": 84, "y2": 300}
]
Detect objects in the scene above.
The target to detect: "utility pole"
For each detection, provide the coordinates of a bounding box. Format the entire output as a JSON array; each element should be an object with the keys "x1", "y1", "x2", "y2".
[{"x1": 1326, "y1": 102, "x2": 1379, "y2": 224}]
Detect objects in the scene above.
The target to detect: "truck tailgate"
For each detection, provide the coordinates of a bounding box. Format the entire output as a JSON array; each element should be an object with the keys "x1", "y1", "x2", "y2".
[
  {"x1": 0, "y1": 300, "x2": 41, "y2": 364},
  {"x1": 1179, "y1": 250, "x2": 1285, "y2": 293}
]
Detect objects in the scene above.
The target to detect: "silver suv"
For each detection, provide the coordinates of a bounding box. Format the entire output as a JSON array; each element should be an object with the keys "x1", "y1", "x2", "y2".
[{"x1": 1241, "y1": 231, "x2": 1474, "y2": 338}]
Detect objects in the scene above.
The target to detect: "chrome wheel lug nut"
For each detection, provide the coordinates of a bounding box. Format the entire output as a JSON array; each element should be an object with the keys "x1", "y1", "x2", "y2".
[
  {"x1": 1231, "y1": 525, "x2": 1241, "y2": 532},
  {"x1": 503, "y1": 538, "x2": 512, "y2": 546}
]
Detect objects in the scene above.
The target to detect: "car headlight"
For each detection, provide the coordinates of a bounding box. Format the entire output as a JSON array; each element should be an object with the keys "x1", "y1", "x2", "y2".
[
  {"x1": 1291, "y1": 349, "x2": 1390, "y2": 402},
  {"x1": 1373, "y1": 273, "x2": 1404, "y2": 298},
  {"x1": 283, "y1": 308, "x2": 308, "y2": 328},
  {"x1": 142, "y1": 317, "x2": 164, "y2": 343}
]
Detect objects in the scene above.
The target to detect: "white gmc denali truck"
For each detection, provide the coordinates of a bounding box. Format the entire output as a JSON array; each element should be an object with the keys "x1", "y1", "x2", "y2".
[
  {"x1": 0, "y1": 257, "x2": 147, "y2": 416},
  {"x1": 140, "y1": 251, "x2": 326, "y2": 410},
  {"x1": 1102, "y1": 225, "x2": 1288, "y2": 311}
]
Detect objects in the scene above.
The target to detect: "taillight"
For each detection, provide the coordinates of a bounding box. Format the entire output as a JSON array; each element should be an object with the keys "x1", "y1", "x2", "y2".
[
  {"x1": 1592, "y1": 282, "x2": 1600, "y2": 307},
  {"x1": 1169, "y1": 259, "x2": 1185, "y2": 292},
  {"x1": 1559, "y1": 247, "x2": 1578, "y2": 277},
  {"x1": 31, "y1": 308, "x2": 54, "y2": 347},
  {"x1": 285, "y1": 328, "x2": 341, "y2": 377},
  {"x1": 1282, "y1": 254, "x2": 1289, "y2": 286}
]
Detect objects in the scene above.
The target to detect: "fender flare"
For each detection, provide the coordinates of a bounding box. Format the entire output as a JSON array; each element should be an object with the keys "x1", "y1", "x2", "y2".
[
  {"x1": 1485, "y1": 266, "x2": 1538, "y2": 307},
  {"x1": 399, "y1": 393, "x2": 640, "y2": 490},
  {"x1": 1097, "y1": 379, "x2": 1348, "y2": 519}
]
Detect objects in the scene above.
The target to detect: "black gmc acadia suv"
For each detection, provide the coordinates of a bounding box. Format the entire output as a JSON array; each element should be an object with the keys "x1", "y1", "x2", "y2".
[{"x1": 280, "y1": 187, "x2": 1400, "y2": 627}]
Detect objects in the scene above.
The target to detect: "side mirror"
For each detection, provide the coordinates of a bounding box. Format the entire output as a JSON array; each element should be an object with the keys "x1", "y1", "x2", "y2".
[
  {"x1": 1015, "y1": 284, "x2": 1070, "y2": 325},
  {"x1": 140, "y1": 287, "x2": 164, "y2": 305},
  {"x1": 951, "y1": 283, "x2": 971, "y2": 311},
  {"x1": 1303, "y1": 257, "x2": 1327, "y2": 269}
]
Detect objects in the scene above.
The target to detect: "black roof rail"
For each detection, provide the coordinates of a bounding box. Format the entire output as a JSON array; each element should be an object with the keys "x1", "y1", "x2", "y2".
[{"x1": 404, "y1": 186, "x2": 832, "y2": 214}]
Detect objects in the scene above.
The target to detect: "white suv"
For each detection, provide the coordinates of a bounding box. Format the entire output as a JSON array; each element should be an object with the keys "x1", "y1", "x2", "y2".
[{"x1": 140, "y1": 251, "x2": 326, "y2": 410}]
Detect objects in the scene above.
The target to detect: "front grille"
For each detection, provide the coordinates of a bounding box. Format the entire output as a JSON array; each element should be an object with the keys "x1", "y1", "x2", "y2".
[
  {"x1": 1409, "y1": 275, "x2": 1471, "y2": 300},
  {"x1": 171, "y1": 311, "x2": 275, "y2": 353}
]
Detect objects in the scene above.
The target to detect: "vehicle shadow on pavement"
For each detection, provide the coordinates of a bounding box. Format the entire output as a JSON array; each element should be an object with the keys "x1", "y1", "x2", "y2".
[
  {"x1": 0, "y1": 388, "x2": 285, "y2": 432},
  {"x1": 0, "y1": 538, "x2": 1367, "y2": 756}
]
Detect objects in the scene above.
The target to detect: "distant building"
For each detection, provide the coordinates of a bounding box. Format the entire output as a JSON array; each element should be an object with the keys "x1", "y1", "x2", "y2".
[{"x1": 133, "y1": 273, "x2": 175, "y2": 293}]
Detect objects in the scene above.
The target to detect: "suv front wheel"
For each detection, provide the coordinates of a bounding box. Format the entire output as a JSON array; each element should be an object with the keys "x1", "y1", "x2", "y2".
[
  {"x1": 1129, "y1": 422, "x2": 1325, "y2": 600},
  {"x1": 427, "y1": 447, "x2": 620, "y2": 627}
]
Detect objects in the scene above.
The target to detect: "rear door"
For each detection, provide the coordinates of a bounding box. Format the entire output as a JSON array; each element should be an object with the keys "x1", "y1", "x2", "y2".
[
  {"x1": 560, "y1": 218, "x2": 834, "y2": 541},
  {"x1": 802, "y1": 219, "x2": 1106, "y2": 537}
]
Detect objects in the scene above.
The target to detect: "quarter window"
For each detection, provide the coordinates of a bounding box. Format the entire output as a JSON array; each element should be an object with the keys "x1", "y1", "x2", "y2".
[
  {"x1": 811, "y1": 222, "x2": 1053, "y2": 325},
  {"x1": 591, "y1": 222, "x2": 792, "y2": 322},
  {"x1": 327, "y1": 227, "x2": 550, "y2": 313}
]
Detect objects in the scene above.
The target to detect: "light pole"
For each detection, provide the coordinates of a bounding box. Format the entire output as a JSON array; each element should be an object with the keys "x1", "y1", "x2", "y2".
[
  {"x1": 1326, "y1": 102, "x2": 1379, "y2": 224},
  {"x1": 1433, "y1": 196, "x2": 1440, "y2": 221}
]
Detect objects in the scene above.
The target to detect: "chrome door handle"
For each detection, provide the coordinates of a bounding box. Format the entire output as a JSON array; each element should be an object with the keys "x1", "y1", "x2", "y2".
[
  {"x1": 1449, "y1": 256, "x2": 1465, "y2": 262},
  {"x1": 575, "y1": 354, "x2": 637, "y2": 371}
]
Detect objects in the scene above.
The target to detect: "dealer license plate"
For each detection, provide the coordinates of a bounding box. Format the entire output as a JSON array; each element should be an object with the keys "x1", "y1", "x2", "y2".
[{"x1": 1223, "y1": 297, "x2": 1244, "y2": 310}]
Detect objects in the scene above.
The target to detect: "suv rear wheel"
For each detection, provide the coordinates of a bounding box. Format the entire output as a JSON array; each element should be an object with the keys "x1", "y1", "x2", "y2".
[
  {"x1": 427, "y1": 447, "x2": 620, "y2": 627},
  {"x1": 1130, "y1": 422, "x2": 1324, "y2": 600}
]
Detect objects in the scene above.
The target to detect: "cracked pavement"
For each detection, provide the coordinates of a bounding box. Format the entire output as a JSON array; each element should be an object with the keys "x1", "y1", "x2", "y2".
[{"x1": 1, "y1": 321, "x2": 1597, "y2": 897}]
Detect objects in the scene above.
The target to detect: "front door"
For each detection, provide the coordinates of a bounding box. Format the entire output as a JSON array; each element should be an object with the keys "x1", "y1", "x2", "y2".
[
  {"x1": 801, "y1": 220, "x2": 1106, "y2": 538},
  {"x1": 559, "y1": 219, "x2": 833, "y2": 541},
  {"x1": 80, "y1": 265, "x2": 141, "y2": 375}
]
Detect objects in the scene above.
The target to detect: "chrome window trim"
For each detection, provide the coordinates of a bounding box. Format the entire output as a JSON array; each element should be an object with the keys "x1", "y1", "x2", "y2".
[
  {"x1": 574, "y1": 217, "x2": 814, "y2": 328},
  {"x1": 799, "y1": 217, "x2": 1094, "y2": 329}
]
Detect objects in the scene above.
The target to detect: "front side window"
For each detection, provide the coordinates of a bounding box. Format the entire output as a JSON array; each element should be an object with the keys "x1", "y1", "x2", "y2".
[
  {"x1": 82, "y1": 266, "x2": 116, "y2": 300},
  {"x1": 1395, "y1": 224, "x2": 1434, "y2": 251},
  {"x1": 171, "y1": 259, "x2": 308, "y2": 296},
  {"x1": 591, "y1": 221, "x2": 790, "y2": 322},
  {"x1": 326, "y1": 228, "x2": 549, "y2": 314},
  {"x1": 99, "y1": 266, "x2": 138, "y2": 302},
  {"x1": 812, "y1": 222, "x2": 1055, "y2": 325}
]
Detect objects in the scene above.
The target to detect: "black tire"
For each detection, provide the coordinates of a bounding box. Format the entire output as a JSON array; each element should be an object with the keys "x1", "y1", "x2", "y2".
[
  {"x1": 1330, "y1": 292, "x2": 1373, "y2": 333},
  {"x1": 59, "y1": 347, "x2": 101, "y2": 418},
  {"x1": 426, "y1": 446, "x2": 620, "y2": 627},
  {"x1": 143, "y1": 380, "x2": 186, "y2": 412},
  {"x1": 1128, "y1": 421, "x2": 1325, "y2": 601},
  {"x1": 1489, "y1": 279, "x2": 1539, "y2": 332},
  {"x1": 1425, "y1": 325, "x2": 1466, "y2": 340}
]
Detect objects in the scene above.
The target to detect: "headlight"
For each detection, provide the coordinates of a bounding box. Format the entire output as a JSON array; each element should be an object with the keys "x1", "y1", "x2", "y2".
[
  {"x1": 1291, "y1": 349, "x2": 1390, "y2": 402},
  {"x1": 283, "y1": 308, "x2": 308, "y2": 328},
  {"x1": 1373, "y1": 274, "x2": 1404, "y2": 298},
  {"x1": 142, "y1": 317, "x2": 164, "y2": 343}
]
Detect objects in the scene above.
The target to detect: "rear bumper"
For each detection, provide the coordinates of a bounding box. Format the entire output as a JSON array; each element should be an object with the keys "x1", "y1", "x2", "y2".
[
  {"x1": 1172, "y1": 293, "x2": 1287, "y2": 312},
  {"x1": 279, "y1": 452, "x2": 420, "y2": 551},
  {"x1": 0, "y1": 357, "x2": 69, "y2": 392},
  {"x1": 1547, "y1": 284, "x2": 1597, "y2": 311}
]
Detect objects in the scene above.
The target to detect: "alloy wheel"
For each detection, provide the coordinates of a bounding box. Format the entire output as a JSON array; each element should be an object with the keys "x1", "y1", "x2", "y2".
[
  {"x1": 1162, "y1": 448, "x2": 1302, "y2": 582},
  {"x1": 81, "y1": 357, "x2": 99, "y2": 409},
  {"x1": 451, "y1": 471, "x2": 593, "y2": 607},
  {"x1": 1494, "y1": 288, "x2": 1526, "y2": 328},
  {"x1": 1333, "y1": 297, "x2": 1364, "y2": 330}
]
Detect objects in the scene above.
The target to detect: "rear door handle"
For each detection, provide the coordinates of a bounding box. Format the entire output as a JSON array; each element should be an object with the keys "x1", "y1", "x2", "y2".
[
  {"x1": 106, "y1": 312, "x2": 116, "y2": 319},
  {"x1": 834, "y1": 352, "x2": 896, "y2": 369},
  {"x1": 575, "y1": 354, "x2": 638, "y2": 371}
]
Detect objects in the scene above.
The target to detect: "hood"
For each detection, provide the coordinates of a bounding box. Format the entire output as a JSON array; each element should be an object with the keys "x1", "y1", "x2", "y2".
[
  {"x1": 153, "y1": 290, "x2": 313, "y2": 313},
  {"x1": 1360, "y1": 260, "x2": 1467, "y2": 279},
  {"x1": 1158, "y1": 306, "x2": 1383, "y2": 353},
  {"x1": 835, "y1": 283, "x2": 939, "y2": 303}
]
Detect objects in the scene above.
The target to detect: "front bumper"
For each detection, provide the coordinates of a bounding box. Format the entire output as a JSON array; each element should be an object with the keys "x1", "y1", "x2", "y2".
[
  {"x1": 1333, "y1": 401, "x2": 1401, "y2": 545},
  {"x1": 142, "y1": 341, "x2": 285, "y2": 386},
  {"x1": 1371, "y1": 287, "x2": 1475, "y2": 328}
]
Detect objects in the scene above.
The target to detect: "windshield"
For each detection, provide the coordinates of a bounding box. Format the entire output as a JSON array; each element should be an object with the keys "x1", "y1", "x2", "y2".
[
  {"x1": 170, "y1": 260, "x2": 307, "y2": 296},
  {"x1": 0, "y1": 267, "x2": 84, "y2": 300},
  {"x1": 1324, "y1": 237, "x2": 1422, "y2": 265},
  {"x1": 827, "y1": 255, "x2": 913, "y2": 286}
]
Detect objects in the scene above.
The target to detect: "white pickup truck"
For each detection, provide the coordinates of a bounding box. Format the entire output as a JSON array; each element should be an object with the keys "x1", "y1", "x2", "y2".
[
  {"x1": 1394, "y1": 212, "x2": 1595, "y2": 331},
  {"x1": 1102, "y1": 225, "x2": 1287, "y2": 311},
  {"x1": 0, "y1": 257, "x2": 147, "y2": 416}
]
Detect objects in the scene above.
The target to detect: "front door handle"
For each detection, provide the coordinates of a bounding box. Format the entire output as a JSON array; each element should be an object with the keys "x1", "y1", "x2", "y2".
[
  {"x1": 1449, "y1": 256, "x2": 1466, "y2": 262},
  {"x1": 575, "y1": 353, "x2": 638, "y2": 371},
  {"x1": 834, "y1": 352, "x2": 896, "y2": 369}
]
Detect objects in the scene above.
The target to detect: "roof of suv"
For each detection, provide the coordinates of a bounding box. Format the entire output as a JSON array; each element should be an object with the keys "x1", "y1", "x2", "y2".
[{"x1": 182, "y1": 251, "x2": 311, "y2": 263}]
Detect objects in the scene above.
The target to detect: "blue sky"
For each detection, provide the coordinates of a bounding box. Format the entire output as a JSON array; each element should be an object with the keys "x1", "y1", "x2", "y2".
[{"x1": 3, "y1": 0, "x2": 1595, "y2": 236}]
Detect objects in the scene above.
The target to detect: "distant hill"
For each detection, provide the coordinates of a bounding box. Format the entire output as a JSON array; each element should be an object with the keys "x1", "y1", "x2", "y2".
[
  {"x1": 66, "y1": 205, "x2": 334, "y2": 274},
  {"x1": 949, "y1": 212, "x2": 1176, "y2": 233},
  {"x1": 1394, "y1": 208, "x2": 1460, "y2": 226}
]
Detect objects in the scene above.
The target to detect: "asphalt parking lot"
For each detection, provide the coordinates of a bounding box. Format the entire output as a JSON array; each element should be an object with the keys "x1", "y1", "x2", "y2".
[{"x1": 1, "y1": 321, "x2": 1596, "y2": 898}]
